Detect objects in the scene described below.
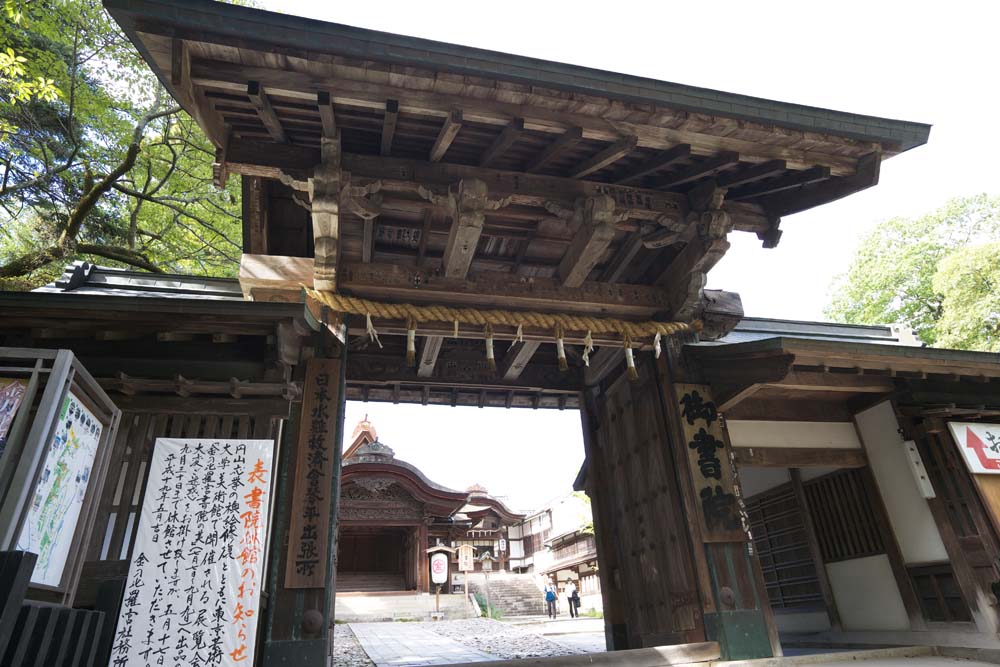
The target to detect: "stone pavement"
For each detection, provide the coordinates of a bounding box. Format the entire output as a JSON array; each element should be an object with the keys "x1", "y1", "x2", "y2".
[{"x1": 350, "y1": 622, "x2": 498, "y2": 666}]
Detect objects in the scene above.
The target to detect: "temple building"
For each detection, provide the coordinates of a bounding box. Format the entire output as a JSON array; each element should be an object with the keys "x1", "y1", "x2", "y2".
[{"x1": 337, "y1": 418, "x2": 523, "y2": 594}]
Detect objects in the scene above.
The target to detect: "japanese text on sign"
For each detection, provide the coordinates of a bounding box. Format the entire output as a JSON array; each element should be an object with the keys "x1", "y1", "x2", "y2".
[
  {"x1": 286, "y1": 358, "x2": 341, "y2": 588},
  {"x1": 110, "y1": 438, "x2": 274, "y2": 667},
  {"x1": 676, "y1": 384, "x2": 744, "y2": 542}
]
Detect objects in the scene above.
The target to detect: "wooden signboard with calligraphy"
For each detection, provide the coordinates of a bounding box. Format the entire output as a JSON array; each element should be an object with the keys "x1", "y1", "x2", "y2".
[
  {"x1": 286, "y1": 358, "x2": 342, "y2": 589},
  {"x1": 675, "y1": 383, "x2": 745, "y2": 543}
]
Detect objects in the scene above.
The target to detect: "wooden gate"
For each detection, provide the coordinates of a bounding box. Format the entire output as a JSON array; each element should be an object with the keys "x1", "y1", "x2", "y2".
[{"x1": 584, "y1": 361, "x2": 703, "y2": 648}]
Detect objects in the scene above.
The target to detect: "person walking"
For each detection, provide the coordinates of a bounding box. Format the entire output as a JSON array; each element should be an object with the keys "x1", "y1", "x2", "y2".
[
  {"x1": 544, "y1": 578, "x2": 558, "y2": 619},
  {"x1": 566, "y1": 580, "x2": 579, "y2": 618}
]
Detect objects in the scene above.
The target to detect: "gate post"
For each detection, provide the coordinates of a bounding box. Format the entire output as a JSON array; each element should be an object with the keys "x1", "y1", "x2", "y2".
[
  {"x1": 656, "y1": 338, "x2": 779, "y2": 660},
  {"x1": 261, "y1": 329, "x2": 347, "y2": 665}
]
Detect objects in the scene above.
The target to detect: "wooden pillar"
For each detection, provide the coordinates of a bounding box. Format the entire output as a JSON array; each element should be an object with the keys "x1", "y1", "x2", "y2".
[
  {"x1": 579, "y1": 387, "x2": 630, "y2": 650},
  {"x1": 261, "y1": 330, "x2": 347, "y2": 667},
  {"x1": 418, "y1": 522, "x2": 430, "y2": 592},
  {"x1": 658, "y1": 339, "x2": 778, "y2": 660}
]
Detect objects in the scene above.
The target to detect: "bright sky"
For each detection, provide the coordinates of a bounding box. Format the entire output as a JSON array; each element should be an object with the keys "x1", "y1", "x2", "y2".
[{"x1": 262, "y1": 0, "x2": 1000, "y2": 510}]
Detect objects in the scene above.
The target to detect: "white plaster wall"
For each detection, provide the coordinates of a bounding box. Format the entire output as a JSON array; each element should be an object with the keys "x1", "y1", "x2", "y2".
[
  {"x1": 773, "y1": 610, "x2": 831, "y2": 633},
  {"x1": 739, "y1": 466, "x2": 791, "y2": 498},
  {"x1": 727, "y1": 421, "x2": 861, "y2": 449},
  {"x1": 826, "y1": 555, "x2": 910, "y2": 631},
  {"x1": 856, "y1": 401, "x2": 948, "y2": 564}
]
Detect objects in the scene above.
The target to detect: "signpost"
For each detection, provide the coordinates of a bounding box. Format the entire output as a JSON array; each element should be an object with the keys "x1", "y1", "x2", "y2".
[
  {"x1": 458, "y1": 543, "x2": 475, "y2": 600},
  {"x1": 480, "y1": 551, "x2": 495, "y2": 617}
]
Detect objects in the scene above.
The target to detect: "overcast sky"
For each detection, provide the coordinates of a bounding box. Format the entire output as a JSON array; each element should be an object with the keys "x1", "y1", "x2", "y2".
[{"x1": 262, "y1": 0, "x2": 1000, "y2": 510}]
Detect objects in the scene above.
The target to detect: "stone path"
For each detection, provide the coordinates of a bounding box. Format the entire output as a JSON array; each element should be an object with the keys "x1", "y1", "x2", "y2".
[{"x1": 350, "y1": 622, "x2": 498, "y2": 666}]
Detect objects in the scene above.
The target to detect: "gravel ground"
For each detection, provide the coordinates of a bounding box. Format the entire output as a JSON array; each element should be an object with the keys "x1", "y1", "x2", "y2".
[
  {"x1": 334, "y1": 624, "x2": 375, "y2": 667},
  {"x1": 413, "y1": 618, "x2": 584, "y2": 661}
]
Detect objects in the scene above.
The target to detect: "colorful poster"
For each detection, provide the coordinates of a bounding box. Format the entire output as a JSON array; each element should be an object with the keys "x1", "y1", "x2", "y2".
[
  {"x1": 16, "y1": 390, "x2": 102, "y2": 586},
  {"x1": 948, "y1": 422, "x2": 1000, "y2": 474},
  {"x1": 111, "y1": 438, "x2": 274, "y2": 667},
  {"x1": 0, "y1": 378, "x2": 27, "y2": 455}
]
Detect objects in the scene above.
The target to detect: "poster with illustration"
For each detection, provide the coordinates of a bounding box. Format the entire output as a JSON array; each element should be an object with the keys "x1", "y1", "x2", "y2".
[
  {"x1": 0, "y1": 378, "x2": 27, "y2": 457},
  {"x1": 17, "y1": 390, "x2": 103, "y2": 586}
]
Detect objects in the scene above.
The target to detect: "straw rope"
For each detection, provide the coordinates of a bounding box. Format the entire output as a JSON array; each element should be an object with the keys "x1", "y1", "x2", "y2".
[{"x1": 305, "y1": 287, "x2": 697, "y2": 343}]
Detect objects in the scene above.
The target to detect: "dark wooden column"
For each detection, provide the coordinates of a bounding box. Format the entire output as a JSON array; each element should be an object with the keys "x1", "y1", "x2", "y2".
[
  {"x1": 261, "y1": 332, "x2": 347, "y2": 667},
  {"x1": 418, "y1": 522, "x2": 430, "y2": 592},
  {"x1": 657, "y1": 339, "x2": 778, "y2": 659}
]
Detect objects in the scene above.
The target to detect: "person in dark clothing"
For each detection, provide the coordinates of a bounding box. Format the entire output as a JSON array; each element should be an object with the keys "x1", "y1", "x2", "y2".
[{"x1": 566, "y1": 580, "x2": 580, "y2": 618}]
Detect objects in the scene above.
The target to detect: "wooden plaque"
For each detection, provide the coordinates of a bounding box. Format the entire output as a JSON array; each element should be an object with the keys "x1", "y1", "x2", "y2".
[
  {"x1": 285, "y1": 358, "x2": 342, "y2": 588},
  {"x1": 675, "y1": 383, "x2": 745, "y2": 543}
]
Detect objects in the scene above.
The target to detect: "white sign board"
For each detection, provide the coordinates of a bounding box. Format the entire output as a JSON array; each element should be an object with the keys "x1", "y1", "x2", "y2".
[
  {"x1": 17, "y1": 390, "x2": 102, "y2": 586},
  {"x1": 458, "y1": 544, "x2": 475, "y2": 572},
  {"x1": 948, "y1": 422, "x2": 1000, "y2": 474},
  {"x1": 111, "y1": 438, "x2": 274, "y2": 667},
  {"x1": 430, "y1": 552, "x2": 449, "y2": 585}
]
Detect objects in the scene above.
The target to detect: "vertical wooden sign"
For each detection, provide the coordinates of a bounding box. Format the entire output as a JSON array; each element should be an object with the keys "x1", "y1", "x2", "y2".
[
  {"x1": 675, "y1": 383, "x2": 745, "y2": 543},
  {"x1": 286, "y1": 358, "x2": 341, "y2": 589}
]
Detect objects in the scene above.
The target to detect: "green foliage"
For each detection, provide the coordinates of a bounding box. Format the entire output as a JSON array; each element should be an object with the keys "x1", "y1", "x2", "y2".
[
  {"x1": 472, "y1": 592, "x2": 503, "y2": 619},
  {"x1": 827, "y1": 194, "x2": 1000, "y2": 350},
  {"x1": 0, "y1": 0, "x2": 241, "y2": 287}
]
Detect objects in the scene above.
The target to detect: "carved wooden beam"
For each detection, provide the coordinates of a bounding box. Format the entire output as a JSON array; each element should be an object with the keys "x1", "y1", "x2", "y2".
[
  {"x1": 525, "y1": 126, "x2": 583, "y2": 173},
  {"x1": 240, "y1": 254, "x2": 675, "y2": 318},
  {"x1": 650, "y1": 151, "x2": 739, "y2": 189},
  {"x1": 247, "y1": 80, "x2": 287, "y2": 144},
  {"x1": 429, "y1": 109, "x2": 463, "y2": 162},
  {"x1": 170, "y1": 39, "x2": 226, "y2": 148},
  {"x1": 317, "y1": 91, "x2": 336, "y2": 138},
  {"x1": 556, "y1": 196, "x2": 627, "y2": 288},
  {"x1": 569, "y1": 136, "x2": 637, "y2": 179},
  {"x1": 308, "y1": 134, "x2": 342, "y2": 291},
  {"x1": 613, "y1": 144, "x2": 691, "y2": 185},
  {"x1": 480, "y1": 117, "x2": 524, "y2": 167},
  {"x1": 381, "y1": 99, "x2": 399, "y2": 156},
  {"x1": 441, "y1": 179, "x2": 490, "y2": 278}
]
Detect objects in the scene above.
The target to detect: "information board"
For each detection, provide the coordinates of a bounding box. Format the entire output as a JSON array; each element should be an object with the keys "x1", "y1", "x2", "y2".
[
  {"x1": 110, "y1": 438, "x2": 274, "y2": 667},
  {"x1": 17, "y1": 389, "x2": 102, "y2": 586},
  {"x1": 948, "y1": 422, "x2": 1000, "y2": 474}
]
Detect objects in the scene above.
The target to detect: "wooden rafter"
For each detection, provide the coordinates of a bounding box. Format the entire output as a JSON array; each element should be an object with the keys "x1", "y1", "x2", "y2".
[
  {"x1": 525, "y1": 126, "x2": 583, "y2": 173},
  {"x1": 480, "y1": 117, "x2": 524, "y2": 167},
  {"x1": 185, "y1": 58, "x2": 871, "y2": 175},
  {"x1": 500, "y1": 341, "x2": 541, "y2": 381},
  {"x1": 430, "y1": 109, "x2": 462, "y2": 162},
  {"x1": 728, "y1": 165, "x2": 831, "y2": 201},
  {"x1": 569, "y1": 136, "x2": 637, "y2": 179},
  {"x1": 600, "y1": 233, "x2": 645, "y2": 283},
  {"x1": 247, "y1": 81, "x2": 287, "y2": 144},
  {"x1": 651, "y1": 151, "x2": 740, "y2": 189},
  {"x1": 380, "y1": 99, "x2": 399, "y2": 156},
  {"x1": 613, "y1": 144, "x2": 690, "y2": 185},
  {"x1": 717, "y1": 159, "x2": 786, "y2": 188}
]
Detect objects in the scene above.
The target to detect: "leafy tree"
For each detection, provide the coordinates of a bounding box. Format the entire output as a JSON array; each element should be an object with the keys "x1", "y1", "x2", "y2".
[
  {"x1": 0, "y1": 0, "x2": 241, "y2": 290},
  {"x1": 827, "y1": 194, "x2": 1000, "y2": 350}
]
